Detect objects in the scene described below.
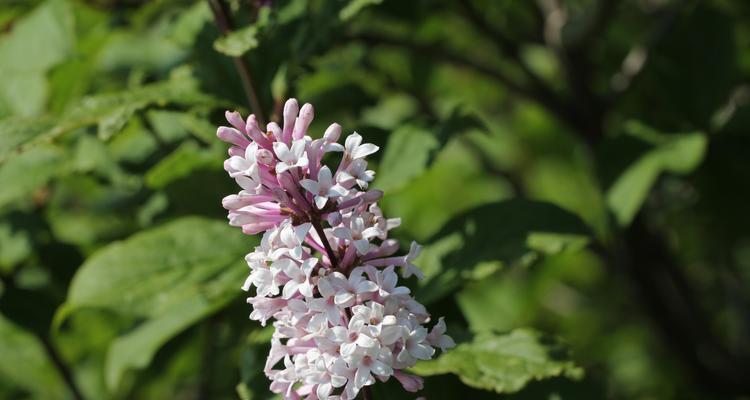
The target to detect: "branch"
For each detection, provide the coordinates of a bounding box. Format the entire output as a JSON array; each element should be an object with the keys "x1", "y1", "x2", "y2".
[
  {"x1": 608, "y1": 2, "x2": 681, "y2": 101},
  {"x1": 348, "y1": 32, "x2": 597, "y2": 145},
  {"x1": 457, "y1": 0, "x2": 577, "y2": 119},
  {"x1": 40, "y1": 335, "x2": 86, "y2": 400},
  {"x1": 208, "y1": 0, "x2": 267, "y2": 125}
]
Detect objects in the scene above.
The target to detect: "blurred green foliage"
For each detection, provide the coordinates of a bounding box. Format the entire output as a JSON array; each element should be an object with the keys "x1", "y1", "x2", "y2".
[{"x1": 1, "y1": 0, "x2": 750, "y2": 399}]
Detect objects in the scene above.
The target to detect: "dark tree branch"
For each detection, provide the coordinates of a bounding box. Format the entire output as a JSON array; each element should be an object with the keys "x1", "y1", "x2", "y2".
[
  {"x1": 567, "y1": 0, "x2": 622, "y2": 50},
  {"x1": 349, "y1": 32, "x2": 598, "y2": 145},
  {"x1": 608, "y1": 3, "x2": 681, "y2": 102},
  {"x1": 208, "y1": 0, "x2": 266, "y2": 125}
]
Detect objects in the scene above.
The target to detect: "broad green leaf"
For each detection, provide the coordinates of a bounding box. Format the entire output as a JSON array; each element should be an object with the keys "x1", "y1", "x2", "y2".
[
  {"x1": 145, "y1": 141, "x2": 223, "y2": 189},
  {"x1": 381, "y1": 139, "x2": 510, "y2": 241},
  {"x1": 0, "y1": 145, "x2": 66, "y2": 213},
  {"x1": 604, "y1": 122, "x2": 707, "y2": 226},
  {"x1": 411, "y1": 329, "x2": 583, "y2": 394},
  {"x1": 169, "y1": 1, "x2": 212, "y2": 47},
  {"x1": 430, "y1": 199, "x2": 590, "y2": 268},
  {"x1": 0, "y1": 0, "x2": 75, "y2": 116},
  {"x1": 214, "y1": 24, "x2": 260, "y2": 57},
  {"x1": 339, "y1": 0, "x2": 382, "y2": 20},
  {"x1": 46, "y1": 176, "x2": 139, "y2": 247},
  {"x1": 60, "y1": 217, "x2": 250, "y2": 319},
  {"x1": 146, "y1": 110, "x2": 192, "y2": 143},
  {"x1": 0, "y1": 314, "x2": 66, "y2": 398},
  {"x1": 0, "y1": 222, "x2": 32, "y2": 273},
  {"x1": 415, "y1": 200, "x2": 591, "y2": 304},
  {"x1": 57, "y1": 217, "x2": 253, "y2": 390},
  {"x1": 360, "y1": 94, "x2": 418, "y2": 130},
  {"x1": 0, "y1": 67, "x2": 218, "y2": 162},
  {"x1": 105, "y1": 295, "x2": 228, "y2": 390},
  {"x1": 375, "y1": 124, "x2": 438, "y2": 192}
]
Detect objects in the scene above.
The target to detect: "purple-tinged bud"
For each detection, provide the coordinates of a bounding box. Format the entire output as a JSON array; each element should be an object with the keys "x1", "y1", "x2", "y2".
[
  {"x1": 217, "y1": 126, "x2": 250, "y2": 147},
  {"x1": 323, "y1": 123, "x2": 342, "y2": 143},
  {"x1": 225, "y1": 111, "x2": 246, "y2": 132},
  {"x1": 394, "y1": 371, "x2": 424, "y2": 393},
  {"x1": 362, "y1": 189, "x2": 383, "y2": 203},
  {"x1": 282, "y1": 98, "x2": 299, "y2": 143},
  {"x1": 228, "y1": 146, "x2": 244, "y2": 157},
  {"x1": 267, "y1": 122, "x2": 283, "y2": 142},
  {"x1": 293, "y1": 103, "x2": 314, "y2": 140},
  {"x1": 379, "y1": 239, "x2": 400, "y2": 256},
  {"x1": 245, "y1": 115, "x2": 273, "y2": 150}
]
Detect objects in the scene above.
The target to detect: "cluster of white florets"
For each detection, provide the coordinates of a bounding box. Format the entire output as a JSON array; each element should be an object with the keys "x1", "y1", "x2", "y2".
[{"x1": 218, "y1": 99, "x2": 454, "y2": 399}]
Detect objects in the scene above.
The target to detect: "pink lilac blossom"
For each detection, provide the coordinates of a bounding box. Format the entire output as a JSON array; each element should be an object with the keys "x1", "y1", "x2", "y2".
[{"x1": 218, "y1": 99, "x2": 455, "y2": 400}]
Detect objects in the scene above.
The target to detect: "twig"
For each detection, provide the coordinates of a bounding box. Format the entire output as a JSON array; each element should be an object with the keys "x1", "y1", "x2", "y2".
[
  {"x1": 348, "y1": 32, "x2": 594, "y2": 144},
  {"x1": 208, "y1": 0, "x2": 266, "y2": 125},
  {"x1": 40, "y1": 336, "x2": 86, "y2": 400},
  {"x1": 608, "y1": 2, "x2": 681, "y2": 101},
  {"x1": 457, "y1": 0, "x2": 549, "y2": 93}
]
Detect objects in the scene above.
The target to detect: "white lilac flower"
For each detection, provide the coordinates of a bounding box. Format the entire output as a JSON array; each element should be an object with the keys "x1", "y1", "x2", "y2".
[
  {"x1": 300, "y1": 166, "x2": 348, "y2": 209},
  {"x1": 217, "y1": 98, "x2": 454, "y2": 399},
  {"x1": 344, "y1": 132, "x2": 379, "y2": 160},
  {"x1": 336, "y1": 159, "x2": 375, "y2": 189},
  {"x1": 274, "y1": 139, "x2": 309, "y2": 173}
]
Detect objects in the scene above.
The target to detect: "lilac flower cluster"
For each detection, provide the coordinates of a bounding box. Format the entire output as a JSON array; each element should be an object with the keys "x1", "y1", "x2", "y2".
[{"x1": 218, "y1": 99, "x2": 454, "y2": 399}]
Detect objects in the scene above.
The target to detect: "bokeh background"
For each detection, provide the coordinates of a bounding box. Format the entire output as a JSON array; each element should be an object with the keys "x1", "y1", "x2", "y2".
[{"x1": 1, "y1": 0, "x2": 750, "y2": 399}]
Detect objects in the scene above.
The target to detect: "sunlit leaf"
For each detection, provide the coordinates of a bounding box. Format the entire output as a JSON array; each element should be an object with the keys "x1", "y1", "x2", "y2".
[
  {"x1": 411, "y1": 329, "x2": 583, "y2": 394},
  {"x1": 0, "y1": 314, "x2": 66, "y2": 398},
  {"x1": 0, "y1": 0, "x2": 75, "y2": 116},
  {"x1": 603, "y1": 122, "x2": 707, "y2": 226},
  {"x1": 375, "y1": 124, "x2": 438, "y2": 192}
]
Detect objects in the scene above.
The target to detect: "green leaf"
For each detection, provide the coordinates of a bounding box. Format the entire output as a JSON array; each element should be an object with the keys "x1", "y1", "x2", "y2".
[
  {"x1": 603, "y1": 122, "x2": 707, "y2": 226},
  {"x1": 339, "y1": 0, "x2": 383, "y2": 21},
  {"x1": 0, "y1": 0, "x2": 75, "y2": 116},
  {"x1": 415, "y1": 199, "x2": 591, "y2": 304},
  {"x1": 46, "y1": 176, "x2": 139, "y2": 246},
  {"x1": 60, "y1": 217, "x2": 250, "y2": 318},
  {"x1": 145, "y1": 141, "x2": 223, "y2": 189},
  {"x1": 57, "y1": 217, "x2": 253, "y2": 390},
  {"x1": 0, "y1": 67, "x2": 219, "y2": 162},
  {"x1": 360, "y1": 94, "x2": 418, "y2": 130},
  {"x1": 105, "y1": 295, "x2": 223, "y2": 391},
  {"x1": 214, "y1": 25, "x2": 259, "y2": 57},
  {"x1": 411, "y1": 329, "x2": 583, "y2": 394},
  {"x1": 0, "y1": 222, "x2": 33, "y2": 273},
  {"x1": 432, "y1": 199, "x2": 590, "y2": 268},
  {"x1": 381, "y1": 140, "x2": 510, "y2": 241},
  {"x1": 0, "y1": 145, "x2": 66, "y2": 213},
  {"x1": 375, "y1": 124, "x2": 438, "y2": 192},
  {"x1": 0, "y1": 314, "x2": 66, "y2": 398}
]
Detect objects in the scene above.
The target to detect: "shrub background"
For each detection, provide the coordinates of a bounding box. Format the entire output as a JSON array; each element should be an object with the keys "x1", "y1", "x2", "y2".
[{"x1": 1, "y1": 0, "x2": 749, "y2": 399}]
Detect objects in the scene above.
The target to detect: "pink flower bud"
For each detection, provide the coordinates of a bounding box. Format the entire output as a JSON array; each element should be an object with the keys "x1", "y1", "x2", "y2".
[
  {"x1": 292, "y1": 103, "x2": 314, "y2": 140},
  {"x1": 323, "y1": 123, "x2": 342, "y2": 143},
  {"x1": 217, "y1": 126, "x2": 250, "y2": 147},
  {"x1": 282, "y1": 98, "x2": 299, "y2": 143},
  {"x1": 225, "y1": 110, "x2": 246, "y2": 132}
]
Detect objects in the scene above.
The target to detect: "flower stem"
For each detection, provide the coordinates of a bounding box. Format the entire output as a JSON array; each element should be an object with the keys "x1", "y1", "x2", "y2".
[
  {"x1": 311, "y1": 217, "x2": 338, "y2": 268},
  {"x1": 208, "y1": 0, "x2": 266, "y2": 125}
]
